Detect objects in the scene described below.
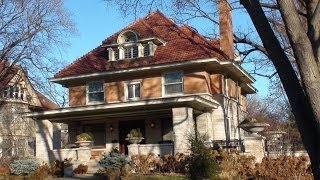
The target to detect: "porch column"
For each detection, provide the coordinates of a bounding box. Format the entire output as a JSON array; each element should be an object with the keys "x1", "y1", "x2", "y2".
[
  {"x1": 35, "y1": 119, "x2": 54, "y2": 163},
  {"x1": 196, "y1": 112, "x2": 214, "y2": 143},
  {"x1": 172, "y1": 107, "x2": 195, "y2": 154}
]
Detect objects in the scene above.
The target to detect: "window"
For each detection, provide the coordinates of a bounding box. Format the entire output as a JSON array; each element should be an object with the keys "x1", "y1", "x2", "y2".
[
  {"x1": 143, "y1": 44, "x2": 150, "y2": 57},
  {"x1": 124, "y1": 46, "x2": 138, "y2": 59},
  {"x1": 126, "y1": 82, "x2": 141, "y2": 100},
  {"x1": 163, "y1": 71, "x2": 183, "y2": 95},
  {"x1": 1, "y1": 85, "x2": 25, "y2": 100},
  {"x1": 87, "y1": 81, "x2": 104, "y2": 103}
]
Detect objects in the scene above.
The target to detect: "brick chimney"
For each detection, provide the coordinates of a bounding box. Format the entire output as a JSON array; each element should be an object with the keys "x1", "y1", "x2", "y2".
[{"x1": 219, "y1": 0, "x2": 234, "y2": 60}]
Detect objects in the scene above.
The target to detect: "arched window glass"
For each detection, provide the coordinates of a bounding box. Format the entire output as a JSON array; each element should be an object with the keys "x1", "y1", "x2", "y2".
[{"x1": 117, "y1": 31, "x2": 138, "y2": 44}]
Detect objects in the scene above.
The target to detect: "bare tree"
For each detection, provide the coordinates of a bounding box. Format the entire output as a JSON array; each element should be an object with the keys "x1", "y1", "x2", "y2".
[
  {"x1": 105, "y1": 0, "x2": 320, "y2": 178},
  {"x1": 0, "y1": 0, "x2": 75, "y2": 106}
]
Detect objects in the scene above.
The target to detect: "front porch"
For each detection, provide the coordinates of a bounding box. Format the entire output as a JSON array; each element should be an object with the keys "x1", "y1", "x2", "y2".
[{"x1": 28, "y1": 94, "x2": 219, "y2": 162}]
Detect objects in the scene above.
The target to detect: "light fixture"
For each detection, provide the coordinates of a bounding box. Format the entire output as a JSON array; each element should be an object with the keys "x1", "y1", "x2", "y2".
[
  {"x1": 109, "y1": 125, "x2": 113, "y2": 132},
  {"x1": 150, "y1": 122, "x2": 155, "y2": 128}
]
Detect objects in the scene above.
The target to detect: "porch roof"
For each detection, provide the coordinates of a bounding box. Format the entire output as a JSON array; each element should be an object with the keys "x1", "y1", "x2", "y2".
[{"x1": 25, "y1": 94, "x2": 219, "y2": 122}]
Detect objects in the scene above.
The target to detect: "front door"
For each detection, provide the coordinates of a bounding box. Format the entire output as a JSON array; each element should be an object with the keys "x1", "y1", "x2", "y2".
[{"x1": 119, "y1": 120, "x2": 145, "y2": 154}]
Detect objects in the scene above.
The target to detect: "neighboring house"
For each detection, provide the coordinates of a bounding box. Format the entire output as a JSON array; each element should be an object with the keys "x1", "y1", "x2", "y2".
[
  {"x1": 28, "y1": 9, "x2": 264, "y2": 162},
  {"x1": 0, "y1": 61, "x2": 58, "y2": 158}
]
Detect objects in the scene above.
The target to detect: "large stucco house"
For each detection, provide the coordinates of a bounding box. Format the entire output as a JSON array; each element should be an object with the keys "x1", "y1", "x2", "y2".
[{"x1": 28, "y1": 9, "x2": 266, "y2": 163}]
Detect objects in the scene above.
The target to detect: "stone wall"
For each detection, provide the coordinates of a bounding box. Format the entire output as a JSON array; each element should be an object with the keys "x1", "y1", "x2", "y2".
[{"x1": 128, "y1": 143, "x2": 173, "y2": 157}]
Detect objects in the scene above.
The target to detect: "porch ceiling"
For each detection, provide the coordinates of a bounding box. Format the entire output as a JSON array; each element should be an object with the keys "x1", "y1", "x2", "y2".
[{"x1": 25, "y1": 94, "x2": 219, "y2": 122}]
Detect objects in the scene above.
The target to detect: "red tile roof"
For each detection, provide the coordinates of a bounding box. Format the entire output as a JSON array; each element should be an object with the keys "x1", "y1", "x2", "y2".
[
  {"x1": 0, "y1": 60, "x2": 19, "y2": 90},
  {"x1": 55, "y1": 11, "x2": 229, "y2": 78},
  {"x1": 35, "y1": 90, "x2": 59, "y2": 110}
]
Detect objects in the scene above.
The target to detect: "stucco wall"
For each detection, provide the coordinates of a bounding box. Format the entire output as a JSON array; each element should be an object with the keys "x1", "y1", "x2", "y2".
[
  {"x1": 210, "y1": 74, "x2": 223, "y2": 94},
  {"x1": 184, "y1": 71, "x2": 210, "y2": 94},
  {"x1": 106, "y1": 82, "x2": 124, "y2": 102},
  {"x1": 141, "y1": 77, "x2": 162, "y2": 98},
  {"x1": 69, "y1": 85, "x2": 86, "y2": 106}
]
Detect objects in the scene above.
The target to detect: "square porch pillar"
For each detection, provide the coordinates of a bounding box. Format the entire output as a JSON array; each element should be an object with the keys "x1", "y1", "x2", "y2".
[
  {"x1": 172, "y1": 107, "x2": 195, "y2": 154},
  {"x1": 196, "y1": 112, "x2": 214, "y2": 143},
  {"x1": 36, "y1": 119, "x2": 54, "y2": 163}
]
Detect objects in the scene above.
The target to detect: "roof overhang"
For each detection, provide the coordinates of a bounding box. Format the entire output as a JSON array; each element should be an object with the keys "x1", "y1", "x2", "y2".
[
  {"x1": 240, "y1": 83, "x2": 257, "y2": 94},
  {"x1": 25, "y1": 94, "x2": 219, "y2": 122},
  {"x1": 50, "y1": 58, "x2": 255, "y2": 86}
]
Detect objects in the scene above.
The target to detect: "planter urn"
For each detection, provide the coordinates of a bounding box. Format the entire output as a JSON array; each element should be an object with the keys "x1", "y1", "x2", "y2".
[
  {"x1": 75, "y1": 140, "x2": 92, "y2": 147},
  {"x1": 125, "y1": 137, "x2": 144, "y2": 144},
  {"x1": 239, "y1": 122, "x2": 270, "y2": 136}
]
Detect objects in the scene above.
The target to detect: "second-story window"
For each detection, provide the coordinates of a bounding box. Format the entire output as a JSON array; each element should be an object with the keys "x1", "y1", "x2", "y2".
[
  {"x1": 87, "y1": 81, "x2": 104, "y2": 104},
  {"x1": 126, "y1": 82, "x2": 141, "y2": 100},
  {"x1": 1, "y1": 85, "x2": 25, "y2": 101},
  {"x1": 163, "y1": 71, "x2": 183, "y2": 96}
]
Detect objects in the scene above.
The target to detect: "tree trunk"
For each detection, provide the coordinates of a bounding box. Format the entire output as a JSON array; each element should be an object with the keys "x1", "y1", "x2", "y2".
[{"x1": 240, "y1": 0, "x2": 320, "y2": 179}]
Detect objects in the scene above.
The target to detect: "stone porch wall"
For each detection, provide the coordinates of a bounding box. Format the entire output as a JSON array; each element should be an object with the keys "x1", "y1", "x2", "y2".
[
  {"x1": 128, "y1": 143, "x2": 173, "y2": 157},
  {"x1": 52, "y1": 147, "x2": 91, "y2": 161}
]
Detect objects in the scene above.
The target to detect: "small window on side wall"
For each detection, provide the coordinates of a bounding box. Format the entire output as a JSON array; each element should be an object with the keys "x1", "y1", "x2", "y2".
[
  {"x1": 126, "y1": 82, "x2": 141, "y2": 100},
  {"x1": 163, "y1": 71, "x2": 183, "y2": 96},
  {"x1": 87, "y1": 81, "x2": 104, "y2": 104}
]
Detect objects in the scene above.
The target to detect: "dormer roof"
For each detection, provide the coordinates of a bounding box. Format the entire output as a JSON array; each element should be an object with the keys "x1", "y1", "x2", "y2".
[{"x1": 54, "y1": 11, "x2": 229, "y2": 79}]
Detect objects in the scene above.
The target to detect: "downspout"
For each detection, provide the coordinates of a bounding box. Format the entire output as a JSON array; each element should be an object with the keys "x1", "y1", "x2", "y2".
[
  {"x1": 236, "y1": 81, "x2": 243, "y2": 151},
  {"x1": 223, "y1": 76, "x2": 231, "y2": 147}
]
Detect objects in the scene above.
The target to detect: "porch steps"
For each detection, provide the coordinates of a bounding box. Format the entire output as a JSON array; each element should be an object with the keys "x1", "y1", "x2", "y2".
[
  {"x1": 72, "y1": 159, "x2": 102, "y2": 174},
  {"x1": 90, "y1": 150, "x2": 105, "y2": 160}
]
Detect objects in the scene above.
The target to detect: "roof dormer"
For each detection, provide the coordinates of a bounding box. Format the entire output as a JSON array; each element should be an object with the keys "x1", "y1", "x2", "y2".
[{"x1": 104, "y1": 30, "x2": 164, "y2": 61}]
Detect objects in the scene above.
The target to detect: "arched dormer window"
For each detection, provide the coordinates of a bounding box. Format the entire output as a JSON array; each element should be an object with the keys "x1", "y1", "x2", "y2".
[
  {"x1": 106, "y1": 30, "x2": 161, "y2": 61},
  {"x1": 117, "y1": 30, "x2": 138, "y2": 44}
]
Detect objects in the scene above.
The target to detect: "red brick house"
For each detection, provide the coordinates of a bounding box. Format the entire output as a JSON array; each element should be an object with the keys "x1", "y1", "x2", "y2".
[{"x1": 28, "y1": 9, "x2": 263, "y2": 162}]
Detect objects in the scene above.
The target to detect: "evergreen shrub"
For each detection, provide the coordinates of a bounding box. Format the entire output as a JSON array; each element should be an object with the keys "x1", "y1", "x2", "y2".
[
  {"x1": 99, "y1": 152, "x2": 131, "y2": 170},
  {"x1": 187, "y1": 133, "x2": 219, "y2": 180},
  {"x1": 9, "y1": 159, "x2": 40, "y2": 175}
]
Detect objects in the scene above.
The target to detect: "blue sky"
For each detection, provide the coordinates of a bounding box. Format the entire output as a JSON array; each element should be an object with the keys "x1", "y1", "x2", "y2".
[{"x1": 63, "y1": 0, "x2": 269, "y2": 96}]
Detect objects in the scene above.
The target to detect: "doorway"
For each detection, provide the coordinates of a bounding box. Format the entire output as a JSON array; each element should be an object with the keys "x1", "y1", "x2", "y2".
[{"x1": 119, "y1": 120, "x2": 145, "y2": 154}]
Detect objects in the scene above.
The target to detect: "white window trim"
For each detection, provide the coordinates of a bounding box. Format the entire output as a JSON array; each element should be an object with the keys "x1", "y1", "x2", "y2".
[
  {"x1": 86, "y1": 81, "x2": 105, "y2": 105},
  {"x1": 162, "y1": 71, "x2": 184, "y2": 97},
  {"x1": 124, "y1": 80, "x2": 142, "y2": 101}
]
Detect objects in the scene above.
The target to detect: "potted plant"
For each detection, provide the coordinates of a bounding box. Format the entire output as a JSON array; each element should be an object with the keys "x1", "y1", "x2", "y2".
[
  {"x1": 125, "y1": 128, "x2": 144, "y2": 144},
  {"x1": 76, "y1": 132, "x2": 93, "y2": 147}
]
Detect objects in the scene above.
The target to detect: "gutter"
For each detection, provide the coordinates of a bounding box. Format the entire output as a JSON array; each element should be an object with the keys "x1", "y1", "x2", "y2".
[{"x1": 50, "y1": 58, "x2": 255, "y2": 85}]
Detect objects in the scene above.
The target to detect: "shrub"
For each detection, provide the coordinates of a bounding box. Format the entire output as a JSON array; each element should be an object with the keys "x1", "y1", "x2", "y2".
[
  {"x1": 131, "y1": 153, "x2": 157, "y2": 174},
  {"x1": 254, "y1": 155, "x2": 312, "y2": 179},
  {"x1": 9, "y1": 159, "x2": 40, "y2": 175},
  {"x1": 211, "y1": 149, "x2": 255, "y2": 179},
  {"x1": 99, "y1": 152, "x2": 131, "y2": 170},
  {"x1": 74, "y1": 164, "x2": 88, "y2": 174},
  {"x1": 0, "y1": 166, "x2": 10, "y2": 175},
  {"x1": 76, "y1": 132, "x2": 93, "y2": 141},
  {"x1": 158, "y1": 153, "x2": 188, "y2": 173},
  {"x1": 98, "y1": 152, "x2": 131, "y2": 179},
  {"x1": 187, "y1": 133, "x2": 219, "y2": 180}
]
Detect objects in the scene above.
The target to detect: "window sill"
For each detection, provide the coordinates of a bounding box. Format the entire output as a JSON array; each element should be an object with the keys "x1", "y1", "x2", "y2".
[{"x1": 86, "y1": 101, "x2": 105, "y2": 105}]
